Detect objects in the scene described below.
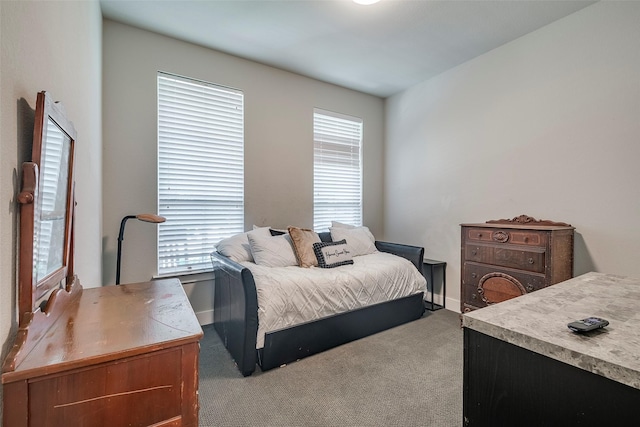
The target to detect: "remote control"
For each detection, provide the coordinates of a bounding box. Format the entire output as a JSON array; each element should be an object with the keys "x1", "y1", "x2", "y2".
[{"x1": 567, "y1": 317, "x2": 609, "y2": 333}]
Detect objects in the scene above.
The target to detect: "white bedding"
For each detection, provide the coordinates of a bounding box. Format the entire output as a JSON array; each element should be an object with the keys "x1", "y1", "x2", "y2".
[{"x1": 241, "y1": 251, "x2": 427, "y2": 349}]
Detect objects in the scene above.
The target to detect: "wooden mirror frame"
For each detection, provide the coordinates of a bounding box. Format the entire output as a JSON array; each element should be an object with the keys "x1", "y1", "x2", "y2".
[{"x1": 17, "y1": 91, "x2": 77, "y2": 325}]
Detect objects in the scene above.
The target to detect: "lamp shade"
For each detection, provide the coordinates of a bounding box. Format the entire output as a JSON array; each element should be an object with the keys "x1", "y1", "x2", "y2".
[{"x1": 136, "y1": 213, "x2": 166, "y2": 223}]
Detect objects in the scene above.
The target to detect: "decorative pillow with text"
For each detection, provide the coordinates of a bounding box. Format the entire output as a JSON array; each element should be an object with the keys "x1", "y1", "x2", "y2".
[{"x1": 313, "y1": 239, "x2": 354, "y2": 268}]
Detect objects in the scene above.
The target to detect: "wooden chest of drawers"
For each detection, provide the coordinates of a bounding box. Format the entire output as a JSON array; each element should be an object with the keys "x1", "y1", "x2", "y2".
[
  {"x1": 460, "y1": 215, "x2": 574, "y2": 313},
  {"x1": 2, "y1": 279, "x2": 203, "y2": 427}
]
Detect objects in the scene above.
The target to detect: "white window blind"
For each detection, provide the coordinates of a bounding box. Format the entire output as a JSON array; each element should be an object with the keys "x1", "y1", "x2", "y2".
[
  {"x1": 37, "y1": 119, "x2": 71, "y2": 281},
  {"x1": 157, "y1": 72, "x2": 244, "y2": 275},
  {"x1": 313, "y1": 108, "x2": 363, "y2": 231}
]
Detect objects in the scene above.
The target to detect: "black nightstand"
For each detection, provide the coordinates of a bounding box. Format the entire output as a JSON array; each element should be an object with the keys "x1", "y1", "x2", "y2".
[{"x1": 422, "y1": 259, "x2": 447, "y2": 311}]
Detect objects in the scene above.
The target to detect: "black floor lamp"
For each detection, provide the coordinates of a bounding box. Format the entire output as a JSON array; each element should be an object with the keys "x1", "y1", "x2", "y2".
[{"x1": 116, "y1": 213, "x2": 166, "y2": 285}]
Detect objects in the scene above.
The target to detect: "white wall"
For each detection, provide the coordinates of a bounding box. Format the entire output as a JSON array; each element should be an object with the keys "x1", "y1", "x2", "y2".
[
  {"x1": 0, "y1": 0, "x2": 102, "y2": 421},
  {"x1": 102, "y1": 20, "x2": 384, "y2": 321},
  {"x1": 385, "y1": 1, "x2": 640, "y2": 311}
]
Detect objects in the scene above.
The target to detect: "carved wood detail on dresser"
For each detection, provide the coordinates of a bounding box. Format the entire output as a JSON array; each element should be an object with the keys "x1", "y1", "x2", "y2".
[{"x1": 460, "y1": 215, "x2": 574, "y2": 313}]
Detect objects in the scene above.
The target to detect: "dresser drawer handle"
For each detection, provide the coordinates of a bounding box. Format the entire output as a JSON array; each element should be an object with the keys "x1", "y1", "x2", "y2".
[
  {"x1": 471, "y1": 249, "x2": 477, "y2": 256},
  {"x1": 492, "y1": 230, "x2": 509, "y2": 243},
  {"x1": 528, "y1": 258, "x2": 534, "y2": 264},
  {"x1": 526, "y1": 285, "x2": 534, "y2": 292},
  {"x1": 472, "y1": 293, "x2": 477, "y2": 300},
  {"x1": 471, "y1": 273, "x2": 477, "y2": 279}
]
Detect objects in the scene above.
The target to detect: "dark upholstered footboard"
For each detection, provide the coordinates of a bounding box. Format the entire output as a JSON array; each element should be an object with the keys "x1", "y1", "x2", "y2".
[
  {"x1": 211, "y1": 252, "x2": 259, "y2": 376},
  {"x1": 258, "y1": 292, "x2": 424, "y2": 371}
]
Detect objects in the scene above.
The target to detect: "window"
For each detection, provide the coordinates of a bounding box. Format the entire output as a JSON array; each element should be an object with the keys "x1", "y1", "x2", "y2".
[
  {"x1": 157, "y1": 72, "x2": 244, "y2": 275},
  {"x1": 313, "y1": 108, "x2": 363, "y2": 231}
]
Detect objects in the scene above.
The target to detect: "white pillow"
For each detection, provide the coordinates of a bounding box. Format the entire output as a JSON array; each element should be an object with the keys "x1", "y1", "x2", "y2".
[
  {"x1": 247, "y1": 227, "x2": 298, "y2": 267},
  {"x1": 216, "y1": 232, "x2": 253, "y2": 263},
  {"x1": 331, "y1": 221, "x2": 356, "y2": 229},
  {"x1": 329, "y1": 226, "x2": 378, "y2": 257}
]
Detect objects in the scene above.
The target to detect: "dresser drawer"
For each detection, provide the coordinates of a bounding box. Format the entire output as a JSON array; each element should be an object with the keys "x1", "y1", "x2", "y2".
[
  {"x1": 462, "y1": 283, "x2": 486, "y2": 311},
  {"x1": 465, "y1": 228, "x2": 494, "y2": 243},
  {"x1": 508, "y1": 230, "x2": 546, "y2": 246},
  {"x1": 464, "y1": 227, "x2": 546, "y2": 247},
  {"x1": 463, "y1": 263, "x2": 546, "y2": 294},
  {"x1": 464, "y1": 244, "x2": 493, "y2": 264},
  {"x1": 465, "y1": 244, "x2": 546, "y2": 273},
  {"x1": 28, "y1": 348, "x2": 183, "y2": 427},
  {"x1": 494, "y1": 246, "x2": 545, "y2": 273}
]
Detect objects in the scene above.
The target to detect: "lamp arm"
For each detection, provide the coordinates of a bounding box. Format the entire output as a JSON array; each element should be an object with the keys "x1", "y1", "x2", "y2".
[
  {"x1": 118, "y1": 215, "x2": 136, "y2": 242},
  {"x1": 116, "y1": 215, "x2": 136, "y2": 285}
]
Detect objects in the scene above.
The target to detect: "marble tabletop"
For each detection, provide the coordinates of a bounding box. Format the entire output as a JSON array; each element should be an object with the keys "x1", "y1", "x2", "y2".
[{"x1": 462, "y1": 272, "x2": 640, "y2": 389}]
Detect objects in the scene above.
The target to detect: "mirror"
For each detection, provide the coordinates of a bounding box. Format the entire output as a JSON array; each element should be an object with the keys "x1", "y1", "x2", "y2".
[
  {"x1": 35, "y1": 119, "x2": 72, "y2": 283},
  {"x1": 18, "y1": 91, "x2": 76, "y2": 322}
]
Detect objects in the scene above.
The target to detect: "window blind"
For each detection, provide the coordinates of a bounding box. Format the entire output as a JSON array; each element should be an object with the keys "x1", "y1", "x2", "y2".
[
  {"x1": 157, "y1": 72, "x2": 244, "y2": 275},
  {"x1": 37, "y1": 119, "x2": 70, "y2": 280},
  {"x1": 313, "y1": 108, "x2": 363, "y2": 231}
]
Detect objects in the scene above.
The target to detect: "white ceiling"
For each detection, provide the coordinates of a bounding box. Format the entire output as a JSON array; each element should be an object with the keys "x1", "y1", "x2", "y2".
[{"x1": 100, "y1": 0, "x2": 597, "y2": 98}]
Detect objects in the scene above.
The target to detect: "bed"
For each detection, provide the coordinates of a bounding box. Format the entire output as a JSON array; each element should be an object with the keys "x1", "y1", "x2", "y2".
[{"x1": 210, "y1": 227, "x2": 427, "y2": 376}]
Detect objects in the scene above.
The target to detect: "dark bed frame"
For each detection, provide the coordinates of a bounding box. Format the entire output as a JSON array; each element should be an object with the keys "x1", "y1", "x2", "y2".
[{"x1": 210, "y1": 232, "x2": 425, "y2": 376}]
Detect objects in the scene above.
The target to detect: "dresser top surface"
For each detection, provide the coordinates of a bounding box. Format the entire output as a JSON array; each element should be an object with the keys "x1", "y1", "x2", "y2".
[
  {"x1": 462, "y1": 272, "x2": 640, "y2": 389},
  {"x1": 461, "y1": 222, "x2": 574, "y2": 231},
  {"x1": 3, "y1": 279, "x2": 203, "y2": 382}
]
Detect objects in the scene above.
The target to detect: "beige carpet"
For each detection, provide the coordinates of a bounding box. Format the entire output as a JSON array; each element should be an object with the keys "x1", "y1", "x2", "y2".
[{"x1": 198, "y1": 309, "x2": 463, "y2": 427}]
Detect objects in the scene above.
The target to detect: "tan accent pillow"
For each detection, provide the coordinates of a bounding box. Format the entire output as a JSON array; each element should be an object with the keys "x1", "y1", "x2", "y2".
[{"x1": 288, "y1": 226, "x2": 322, "y2": 267}]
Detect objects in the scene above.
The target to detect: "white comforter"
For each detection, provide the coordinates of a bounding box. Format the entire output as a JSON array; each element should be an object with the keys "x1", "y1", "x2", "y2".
[{"x1": 241, "y1": 252, "x2": 427, "y2": 349}]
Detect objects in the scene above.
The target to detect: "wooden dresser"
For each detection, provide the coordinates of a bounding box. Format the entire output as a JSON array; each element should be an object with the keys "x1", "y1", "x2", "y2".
[
  {"x1": 2, "y1": 278, "x2": 203, "y2": 427},
  {"x1": 460, "y1": 215, "x2": 574, "y2": 313}
]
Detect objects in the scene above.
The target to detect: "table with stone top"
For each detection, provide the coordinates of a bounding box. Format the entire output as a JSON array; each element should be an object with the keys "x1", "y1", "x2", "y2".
[{"x1": 462, "y1": 272, "x2": 640, "y2": 426}]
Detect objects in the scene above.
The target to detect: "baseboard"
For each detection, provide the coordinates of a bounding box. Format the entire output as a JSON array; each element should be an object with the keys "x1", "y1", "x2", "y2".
[
  {"x1": 445, "y1": 296, "x2": 460, "y2": 313},
  {"x1": 195, "y1": 309, "x2": 214, "y2": 326}
]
